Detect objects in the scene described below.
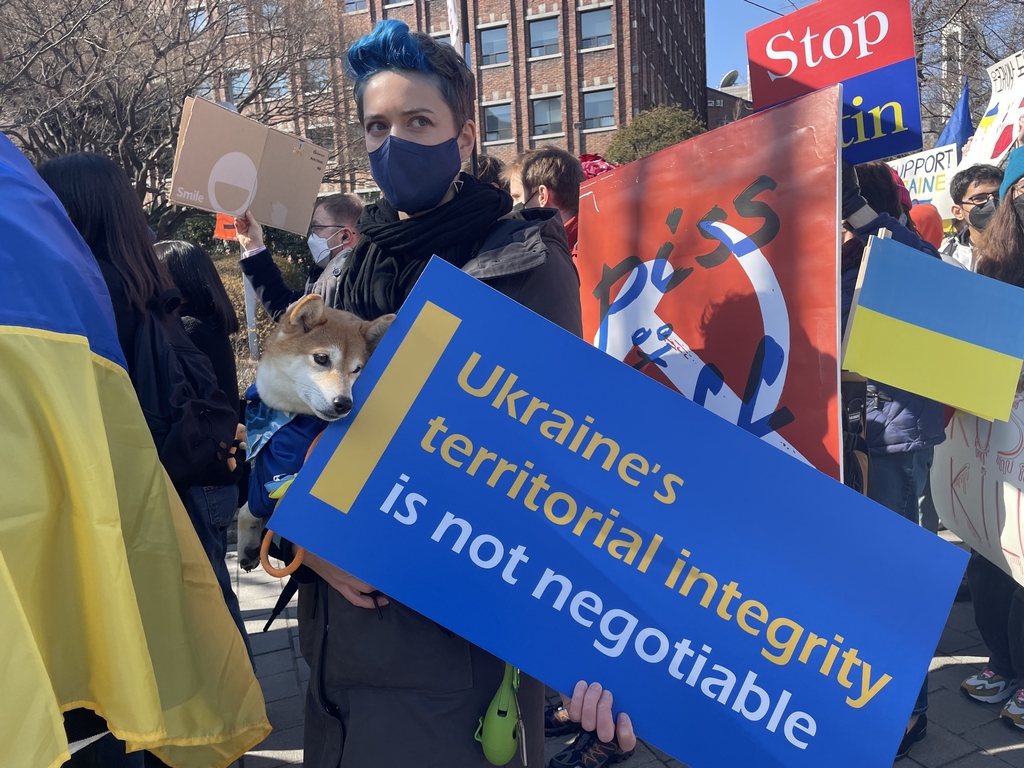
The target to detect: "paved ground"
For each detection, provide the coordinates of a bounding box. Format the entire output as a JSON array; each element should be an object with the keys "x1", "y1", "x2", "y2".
[{"x1": 229, "y1": 532, "x2": 1024, "y2": 768}]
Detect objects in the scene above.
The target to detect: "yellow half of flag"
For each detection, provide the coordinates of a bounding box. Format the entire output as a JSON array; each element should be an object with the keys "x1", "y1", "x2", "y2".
[
  {"x1": 0, "y1": 327, "x2": 269, "y2": 768},
  {"x1": 844, "y1": 307, "x2": 1023, "y2": 423}
]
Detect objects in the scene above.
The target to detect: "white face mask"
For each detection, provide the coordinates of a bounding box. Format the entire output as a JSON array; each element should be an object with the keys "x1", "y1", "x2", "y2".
[{"x1": 307, "y1": 227, "x2": 345, "y2": 267}]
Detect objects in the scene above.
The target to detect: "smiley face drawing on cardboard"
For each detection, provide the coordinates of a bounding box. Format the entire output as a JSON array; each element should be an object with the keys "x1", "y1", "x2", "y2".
[{"x1": 208, "y1": 151, "x2": 259, "y2": 216}]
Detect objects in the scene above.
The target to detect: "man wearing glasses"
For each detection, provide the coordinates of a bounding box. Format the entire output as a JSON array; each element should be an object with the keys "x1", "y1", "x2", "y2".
[
  {"x1": 943, "y1": 165, "x2": 1005, "y2": 271},
  {"x1": 235, "y1": 193, "x2": 364, "y2": 320}
]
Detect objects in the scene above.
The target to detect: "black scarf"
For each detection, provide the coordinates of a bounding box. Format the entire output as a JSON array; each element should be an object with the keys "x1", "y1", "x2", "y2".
[{"x1": 340, "y1": 174, "x2": 513, "y2": 319}]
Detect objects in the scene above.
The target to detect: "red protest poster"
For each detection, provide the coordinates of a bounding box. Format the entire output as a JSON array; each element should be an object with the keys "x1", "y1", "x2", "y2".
[
  {"x1": 213, "y1": 212, "x2": 237, "y2": 241},
  {"x1": 746, "y1": 0, "x2": 914, "y2": 110},
  {"x1": 576, "y1": 86, "x2": 843, "y2": 479}
]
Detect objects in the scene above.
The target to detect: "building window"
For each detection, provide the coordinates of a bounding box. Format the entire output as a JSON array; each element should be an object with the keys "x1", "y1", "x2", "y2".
[
  {"x1": 480, "y1": 27, "x2": 509, "y2": 65},
  {"x1": 267, "y1": 73, "x2": 289, "y2": 100},
  {"x1": 528, "y1": 18, "x2": 559, "y2": 58},
  {"x1": 227, "y1": 69, "x2": 251, "y2": 102},
  {"x1": 583, "y1": 89, "x2": 614, "y2": 129},
  {"x1": 186, "y1": 5, "x2": 207, "y2": 33},
  {"x1": 580, "y1": 9, "x2": 612, "y2": 49},
  {"x1": 225, "y1": 2, "x2": 248, "y2": 34},
  {"x1": 483, "y1": 104, "x2": 512, "y2": 141},
  {"x1": 532, "y1": 96, "x2": 561, "y2": 135},
  {"x1": 260, "y1": 0, "x2": 279, "y2": 25},
  {"x1": 308, "y1": 125, "x2": 336, "y2": 152},
  {"x1": 196, "y1": 79, "x2": 215, "y2": 98},
  {"x1": 345, "y1": 0, "x2": 367, "y2": 11},
  {"x1": 435, "y1": 34, "x2": 451, "y2": 46},
  {"x1": 305, "y1": 59, "x2": 331, "y2": 93}
]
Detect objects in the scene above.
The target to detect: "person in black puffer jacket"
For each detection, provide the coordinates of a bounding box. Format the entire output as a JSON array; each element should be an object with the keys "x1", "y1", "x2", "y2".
[{"x1": 840, "y1": 160, "x2": 945, "y2": 762}]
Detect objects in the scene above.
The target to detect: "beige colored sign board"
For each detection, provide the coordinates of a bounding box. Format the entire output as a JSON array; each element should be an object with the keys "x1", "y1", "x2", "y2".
[
  {"x1": 932, "y1": 394, "x2": 1024, "y2": 587},
  {"x1": 170, "y1": 97, "x2": 329, "y2": 235}
]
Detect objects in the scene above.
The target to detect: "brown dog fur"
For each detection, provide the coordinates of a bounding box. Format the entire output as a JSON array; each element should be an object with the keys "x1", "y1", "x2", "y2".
[{"x1": 255, "y1": 294, "x2": 394, "y2": 421}]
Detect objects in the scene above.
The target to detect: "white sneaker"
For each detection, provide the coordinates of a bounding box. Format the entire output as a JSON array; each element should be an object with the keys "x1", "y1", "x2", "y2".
[
  {"x1": 961, "y1": 667, "x2": 1019, "y2": 704},
  {"x1": 1002, "y1": 688, "x2": 1024, "y2": 729}
]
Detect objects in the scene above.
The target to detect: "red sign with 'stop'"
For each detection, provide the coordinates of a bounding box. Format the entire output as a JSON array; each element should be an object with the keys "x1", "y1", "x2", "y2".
[{"x1": 746, "y1": 0, "x2": 914, "y2": 110}]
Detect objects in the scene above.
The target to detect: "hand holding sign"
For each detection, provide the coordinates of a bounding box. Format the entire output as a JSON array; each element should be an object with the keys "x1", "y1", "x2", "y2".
[
  {"x1": 565, "y1": 681, "x2": 637, "y2": 750},
  {"x1": 303, "y1": 550, "x2": 388, "y2": 610},
  {"x1": 233, "y1": 210, "x2": 264, "y2": 253}
]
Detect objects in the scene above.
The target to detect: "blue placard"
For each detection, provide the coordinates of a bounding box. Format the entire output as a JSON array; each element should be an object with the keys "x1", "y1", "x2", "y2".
[
  {"x1": 270, "y1": 259, "x2": 966, "y2": 768},
  {"x1": 842, "y1": 57, "x2": 924, "y2": 164}
]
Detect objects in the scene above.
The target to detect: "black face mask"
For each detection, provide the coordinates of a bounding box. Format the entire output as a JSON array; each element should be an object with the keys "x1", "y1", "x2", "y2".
[
  {"x1": 1014, "y1": 196, "x2": 1024, "y2": 228},
  {"x1": 968, "y1": 197, "x2": 999, "y2": 231}
]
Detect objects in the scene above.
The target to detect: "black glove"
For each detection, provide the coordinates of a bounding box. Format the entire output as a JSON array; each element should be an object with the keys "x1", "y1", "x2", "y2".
[{"x1": 841, "y1": 160, "x2": 869, "y2": 220}]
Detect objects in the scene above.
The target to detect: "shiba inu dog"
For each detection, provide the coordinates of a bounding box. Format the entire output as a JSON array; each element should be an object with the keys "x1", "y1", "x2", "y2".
[
  {"x1": 256, "y1": 294, "x2": 394, "y2": 421},
  {"x1": 237, "y1": 295, "x2": 394, "y2": 570}
]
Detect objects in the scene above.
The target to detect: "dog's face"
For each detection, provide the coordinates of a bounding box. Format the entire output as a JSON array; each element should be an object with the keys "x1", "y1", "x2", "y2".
[{"x1": 256, "y1": 295, "x2": 395, "y2": 421}]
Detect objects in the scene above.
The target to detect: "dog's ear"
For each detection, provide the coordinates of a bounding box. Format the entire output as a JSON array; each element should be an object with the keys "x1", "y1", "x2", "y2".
[
  {"x1": 361, "y1": 314, "x2": 396, "y2": 355},
  {"x1": 282, "y1": 295, "x2": 327, "y2": 334}
]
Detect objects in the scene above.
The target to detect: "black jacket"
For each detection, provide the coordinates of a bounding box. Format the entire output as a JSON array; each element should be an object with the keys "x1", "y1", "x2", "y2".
[
  {"x1": 297, "y1": 194, "x2": 581, "y2": 768},
  {"x1": 181, "y1": 314, "x2": 238, "y2": 403},
  {"x1": 239, "y1": 248, "x2": 350, "y2": 321}
]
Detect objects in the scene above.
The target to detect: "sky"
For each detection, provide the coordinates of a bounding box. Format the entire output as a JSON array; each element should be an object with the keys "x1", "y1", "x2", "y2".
[{"x1": 704, "y1": 0, "x2": 817, "y2": 88}]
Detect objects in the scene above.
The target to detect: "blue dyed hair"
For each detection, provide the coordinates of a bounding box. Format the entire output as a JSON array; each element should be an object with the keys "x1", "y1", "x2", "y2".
[{"x1": 346, "y1": 20, "x2": 475, "y2": 129}]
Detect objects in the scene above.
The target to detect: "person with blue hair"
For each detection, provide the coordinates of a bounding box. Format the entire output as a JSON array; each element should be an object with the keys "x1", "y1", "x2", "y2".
[{"x1": 271, "y1": 19, "x2": 635, "y2": 768}]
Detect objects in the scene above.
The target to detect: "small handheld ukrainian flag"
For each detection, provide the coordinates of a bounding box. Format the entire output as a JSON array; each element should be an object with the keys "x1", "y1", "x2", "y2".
[{"x1": 843, "y1": 235, "x2": 1024, "y2": 423}]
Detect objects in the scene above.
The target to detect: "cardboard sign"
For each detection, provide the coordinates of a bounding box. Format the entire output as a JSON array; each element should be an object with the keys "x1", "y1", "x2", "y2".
[
  {"x1": 888, "y1": 145, "x2": 957, "y2": 218},
  {"x1": 270, "y1": 258, "x2": 967, "y2": 768},
  {"x1": 961, "y1": 49, "x2": 1024, "y2": 168},
  {"x1": 170, "y1": 97, "x2": 329, "y2": 235},
  {"x1": 576, "y1": 87, "x2": 843, "y2": 479},
  {"x1": 746, "y1": 0, "x2": 921, "y2": 164},
  {"x1": 843, "y1": 235, "x2": 1024, "y2": 423},
  {"x1": 213, "y1": 213, "x2": 237, "y2": 241},
  {"x1": 933, "y1": 395, "x2": 1024, "y2": 587}
]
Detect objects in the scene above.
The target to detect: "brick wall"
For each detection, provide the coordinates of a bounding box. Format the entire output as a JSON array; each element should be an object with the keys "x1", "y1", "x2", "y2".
[{"x1": 219, "y1": 0, "x2": 705, "y2": 194}]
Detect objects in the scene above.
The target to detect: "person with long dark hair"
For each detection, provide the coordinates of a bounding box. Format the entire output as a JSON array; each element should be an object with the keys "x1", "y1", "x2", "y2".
[
  {"x1": 957, "y1": 150, "x2": 1024, "y2": 730},
  {"x1": 37, "y1": 153, "x2": 174, "y2": 367},
  {"x1": 156, "y1": 240, "x2": 250, "y2": 661},
  {"x1": 34, "y1": 154, "x2": 248, "y2": 766}
]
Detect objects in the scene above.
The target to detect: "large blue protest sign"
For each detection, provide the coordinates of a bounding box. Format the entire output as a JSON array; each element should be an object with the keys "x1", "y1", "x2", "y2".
[{"x1": 270, "y1": 259, "x2": 967, "y2": 768}]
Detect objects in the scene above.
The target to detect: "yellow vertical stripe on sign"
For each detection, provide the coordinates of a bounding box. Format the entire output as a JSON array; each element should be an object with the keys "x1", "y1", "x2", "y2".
[
  {"x1": 311, "y1": 301, "x2": 462, "y2": 512},
  {"x1": 843, "y1": 306, "x2": 1023, "y2": 423}
]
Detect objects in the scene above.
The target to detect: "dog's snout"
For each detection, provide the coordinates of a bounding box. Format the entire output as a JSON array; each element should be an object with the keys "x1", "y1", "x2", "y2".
[{"x1": 332, "y1": 395, "x2": 353, "y2": 415}]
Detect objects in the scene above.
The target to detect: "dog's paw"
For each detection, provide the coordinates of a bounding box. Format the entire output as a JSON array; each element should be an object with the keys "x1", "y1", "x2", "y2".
[{"x1": 236, "y1": 503, "x2": 266, "y2": 572}]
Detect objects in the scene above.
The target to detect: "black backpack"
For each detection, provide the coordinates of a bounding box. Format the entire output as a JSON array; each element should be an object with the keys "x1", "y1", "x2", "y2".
[{"x1": 131, "y1": 291, "x2": 240, "y2": 492}]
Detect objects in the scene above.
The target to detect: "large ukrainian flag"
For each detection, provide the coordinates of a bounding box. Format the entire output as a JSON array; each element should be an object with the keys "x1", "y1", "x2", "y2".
[
  {"x1": 0, "y1": 133, "x2": 270, "y2": 767},
  {"x1": 843, "y1": 235, "x2": 1024, "y2": 423}
]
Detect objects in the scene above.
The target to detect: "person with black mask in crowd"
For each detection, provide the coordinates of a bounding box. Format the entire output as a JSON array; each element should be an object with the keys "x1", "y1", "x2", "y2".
[
  {"x1": 251, "y1": 19, "x2": 634, "y2": 768},
  {"x1": 941, "y1": 164, "x2": 1005, "y2": 270}
]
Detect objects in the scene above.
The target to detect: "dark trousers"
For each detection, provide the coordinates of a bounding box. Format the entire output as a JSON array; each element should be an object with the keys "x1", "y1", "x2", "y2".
[
  {"x1": 183, "y1": 484, "x2": 253, "y2": 663},
  {"x1": 967, "y1": 552, "x2": 1024, "y2": 679},
  {"x1": 868, "y1": 448, "x2": 934, "y2": 715}
]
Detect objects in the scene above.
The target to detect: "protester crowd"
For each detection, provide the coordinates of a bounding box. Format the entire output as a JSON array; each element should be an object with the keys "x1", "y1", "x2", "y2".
[{"x1": 4, "y1": 14, "x2": 1024, "y2": 768}]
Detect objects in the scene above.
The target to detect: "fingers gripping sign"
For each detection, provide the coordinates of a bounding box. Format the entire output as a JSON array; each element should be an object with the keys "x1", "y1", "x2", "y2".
[{"x1": 562, "y1": 681, "x2": 637, "y2": 751}]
